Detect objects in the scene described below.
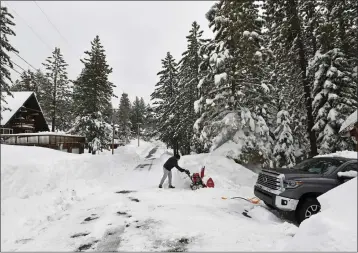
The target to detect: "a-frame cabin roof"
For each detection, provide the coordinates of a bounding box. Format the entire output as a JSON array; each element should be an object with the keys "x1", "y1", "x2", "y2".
[{"x1": 1, "y1": 91, "x2": 49, "y2": 131}]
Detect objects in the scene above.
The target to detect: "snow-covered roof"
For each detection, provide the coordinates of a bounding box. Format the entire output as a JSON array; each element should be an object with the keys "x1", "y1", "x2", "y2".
[
  {"x1": 339, "y1": 110, "x2": 358, "y2": 134},
  {"x1": 1, "y1": 91, "x2": 35, "y2": 126},
  {"x1": 2, "y1": 132, "x2": 85, "y2": 138},
  {"x1": 315, "y1": 150, "x2": 357, "y2": 160}
]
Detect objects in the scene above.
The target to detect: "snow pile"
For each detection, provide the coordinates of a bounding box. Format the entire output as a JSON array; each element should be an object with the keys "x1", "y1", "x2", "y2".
[
  {"x1": 211, "y1": 140, "x2": 243, "y2": 160},
  {"x1": 315, "y1": 150, "x2": 357, "y2": 159},
  {"x1": 1, "y1": 139, "x2": 159, "y2": 248},
  {"x1": 214, "y1": 73, "x2": 227, "y2": 86},
  {"x1": 2, "y1": 140, "x2": 298, "y2": 251},
  {"x1": 337, "y1": 170, "x2": 357, "y2": 178},
  {"x1": 339, "y1": 109, "x2": 357, "y2": 133},
  {"x1": 282, "y1": 178, "x2": 357, "y2": 252}
]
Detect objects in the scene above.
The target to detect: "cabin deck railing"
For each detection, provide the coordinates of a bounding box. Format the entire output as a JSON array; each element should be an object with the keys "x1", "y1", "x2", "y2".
[{"x1": 0, "y1": 133, "x2": 86, "y2": 154}]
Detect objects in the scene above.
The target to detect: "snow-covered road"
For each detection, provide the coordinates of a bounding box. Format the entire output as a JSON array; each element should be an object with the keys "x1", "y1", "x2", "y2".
[{"x1": 2, "y1": 140, "x2": 298, "y2": 251}]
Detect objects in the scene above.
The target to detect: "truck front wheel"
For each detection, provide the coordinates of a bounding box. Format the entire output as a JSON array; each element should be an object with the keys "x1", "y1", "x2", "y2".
[{"x1": 296, "y1": 197, "x2": 321, "y2": 225}]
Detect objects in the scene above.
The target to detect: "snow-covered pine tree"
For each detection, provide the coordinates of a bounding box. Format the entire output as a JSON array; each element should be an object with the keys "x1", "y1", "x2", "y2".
[
  {"x1": 264, "y1": 0, "x2": 318, "y2": 157},
  {"x1": 139, "y1": 97, "x2": 147, "y2": 122},
  {"x1": 117, "y1": 93, "x2": 132, "y2": 145},
  {"x1": 150, "y1": 52, "x2": 180, "y2": 154},
  {"x1": 273, "y1": 110, "x2": 296, "y2": 168},
  {"x1": 192, "y1": 1, "x2": 273, "y2": 165},
  {"x1": 10, "y1": 79, "x2": 21, "y2": 91},
  {"x1": 10, "y1": 69, "x2": 47, "y2": 100},
  {"x1": 32, "y1": 69, "x2": 48, "y2": 103},
  {"x1": 310, "y1": 49, "x2": 357, "y2": 153},
  {"x1": 307, "y1": 0, "x2": 358, "y2": 154},
  {"x1": 42, "y1": 47, "x2": 71, "y2": 131},
  {"x1": 10, "y1": 70, "x2": 35, "y2": 91},
  {"x1": 130, "y1": 97, "x2": 139, "y2": 133},
  {"x1": 71, "y1": 36, "x2": 114, "y2": 146},
  {"x1": 143, "y1": 103, "x2": 155, "y2": 140},
  {"x1": 0, "y1": 6, "x2": 19, "y2": 118},
  {"x1": 130, "y1": 96, "x2": 146, "y2": 134},
  {"x1": 192, "y1": 37, "x2": 215, "y2": 153},
  {"x1": 175, "y1": 21, "x2": 205, "y2": 155}
]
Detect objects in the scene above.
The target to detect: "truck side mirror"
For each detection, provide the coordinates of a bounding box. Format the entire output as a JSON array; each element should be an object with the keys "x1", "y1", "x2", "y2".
[{"x1": 337, "y1": 170, "x2": 357, "y2": 181}]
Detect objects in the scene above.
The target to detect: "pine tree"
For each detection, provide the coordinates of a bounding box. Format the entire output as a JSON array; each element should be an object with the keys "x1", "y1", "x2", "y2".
[
  {"x1": 73, "y1": 36, "x2": 114, "y2": 118},
  {"x1": 20, "y1": 70, "x2": 34, "y2": 91},
  {"x1": 193, "y1": 1, "x2": 273, "y2": 165},
  {"x1": 32, "y1": 69, "x2": 50, "y2": 106},
  {"x1": 71, "y1": 36, "x2": 114, "y2": 146},
  {"x1": 10, "y1": 69, "x2": 46, "y2": 100},
  {"x1": 307, "y1": 0, "x2": 358, "y2": 154},
  {"x1": 42, "y1": 47, "x2": 71, "y2": 131},
  {"x1": 130, "y1": 96, "x2": 146, "y2": 134},
  {"x1": 150, "y1": 52, "x2": 179, "y2": 154},
  {"x1": 264, "y1": 0, "x2": 318, "y2": 157},
  {"x1": 0, "y1": 6, "x2": 19, "y2": 117},
  {"x1": 143, "y1": 103, "x2": 155, "y2": 140},
  {"x1": 310, "y1": 49, "x2": 357, "y2": 153},
  {"x1": 175, "y1": 21, "x2": 205, "y2": 155},
  {"x1": 273, "y1": 110, "x2": 296, "y2": 168},
  {"x1": 118, "y1": 93, "x2": 132, "y2": 145}
]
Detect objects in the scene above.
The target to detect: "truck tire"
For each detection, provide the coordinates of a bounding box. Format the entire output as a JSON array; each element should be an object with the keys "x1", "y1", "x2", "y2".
[{"x1": 296, "y1": 197, "x2": 321, "y2": 225}]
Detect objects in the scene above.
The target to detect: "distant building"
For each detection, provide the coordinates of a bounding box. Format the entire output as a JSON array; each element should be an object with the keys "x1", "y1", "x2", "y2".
[{"x1": 1, "y1": 91, "x2": 86, "y2": 154}]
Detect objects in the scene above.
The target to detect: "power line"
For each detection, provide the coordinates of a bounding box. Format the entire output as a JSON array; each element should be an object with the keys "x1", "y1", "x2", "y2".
[
  {"x1": 9, "y1": 66, "x2": 22, "y2": 75},
  {"x1": 32, "y1": 1, "x2": 70, "y2": 46},
  {"x1": 12, "y1": 52, "x2": 38, "y2": 71},
  {"x1": 4, "y1": 2, "x2": 53, "y2": 52},
  {"x1": 10, "y1": 60, "x2": 26, "y2": 72}
]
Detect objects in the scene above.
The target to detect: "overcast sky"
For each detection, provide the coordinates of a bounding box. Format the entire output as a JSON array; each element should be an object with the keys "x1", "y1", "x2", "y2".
[{"x1": 4, "y1": 1, "x2": 214, "y2": 107}]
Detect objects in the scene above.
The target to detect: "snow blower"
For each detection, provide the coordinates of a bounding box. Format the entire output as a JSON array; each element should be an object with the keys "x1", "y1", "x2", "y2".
[{"x1": 185, "y1": 166, "x2": 215, "y2": 190}]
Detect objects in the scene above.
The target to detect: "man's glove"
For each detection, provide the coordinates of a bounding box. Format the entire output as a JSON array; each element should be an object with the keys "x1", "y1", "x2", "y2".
[{"x1": 185, "y1": 169, "x2": 190, "y2": 176}]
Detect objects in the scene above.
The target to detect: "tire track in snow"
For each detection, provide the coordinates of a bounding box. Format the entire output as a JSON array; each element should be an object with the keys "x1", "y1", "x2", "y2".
[
  {"x1": 135, "y1": 146, "x2": 159, "y2": 171},
  {"x1": 95, "y1": 226, "x2": 125, "y2": 252}
]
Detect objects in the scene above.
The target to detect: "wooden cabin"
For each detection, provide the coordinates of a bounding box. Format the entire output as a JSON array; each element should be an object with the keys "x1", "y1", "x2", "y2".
[
  {"x1": 1, "y1": 91, "x2": 49, "y2": 134},
  {"x1": 1, "y1": 91, "x2": 86, "y2": 154}
]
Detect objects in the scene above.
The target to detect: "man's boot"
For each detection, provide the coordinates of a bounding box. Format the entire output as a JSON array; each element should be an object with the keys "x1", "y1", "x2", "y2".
[
  {"x1": 159, "y1": 185, "x2": 162, "y2": 188},
  {"x1": 169, "y1": 185, "x2": 175, "y2": 189}
]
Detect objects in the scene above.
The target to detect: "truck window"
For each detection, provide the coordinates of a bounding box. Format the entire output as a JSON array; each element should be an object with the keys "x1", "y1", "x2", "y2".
[
  {"x1": 293, "y1": 159, "x2": 322, "y2": 173},
  {"x1": 318, "y1": 160, "x2": 345, "y2": 174},
  {"x1": 340, "y1": 163, "x2": 358, "y2": 173},
  {"x1": 294, "y1": 158, "x2": 343, "y2": 174}
]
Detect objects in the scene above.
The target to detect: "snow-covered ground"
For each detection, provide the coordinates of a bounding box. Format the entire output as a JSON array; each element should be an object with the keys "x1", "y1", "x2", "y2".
[
  {"x1": 281, "y1": 177, "x2": 357, "y2": 252},
  {"x1": 1, "y1": 140, "x2": 356, "y2": 251}
]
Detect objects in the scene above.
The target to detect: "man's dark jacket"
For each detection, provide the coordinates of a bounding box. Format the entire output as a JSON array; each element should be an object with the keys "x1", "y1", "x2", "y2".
[{"x1": 163, "y1": 156, "x2": 184, "y2": 172}]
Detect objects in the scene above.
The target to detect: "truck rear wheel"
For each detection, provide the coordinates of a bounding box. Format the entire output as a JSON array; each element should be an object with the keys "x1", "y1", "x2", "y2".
[{"x1": 296, "y1": 197, "x2": 321, "y2": 225}]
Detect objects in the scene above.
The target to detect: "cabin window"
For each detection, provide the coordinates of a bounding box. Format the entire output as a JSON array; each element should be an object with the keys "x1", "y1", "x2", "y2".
[{"x1": 0, "y1": 128, "x2": 13, "y2": 134}]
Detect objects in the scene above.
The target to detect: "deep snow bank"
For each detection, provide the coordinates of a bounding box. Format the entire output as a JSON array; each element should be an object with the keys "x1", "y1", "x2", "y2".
[
  {"x1": 165, "y1": 153, "x2": 258, "y2": 197},
  {"x1": 282, "y1": 178, "x2": 357, "y2": 252},
  {"x1": 2, "y1": 141, "x2": 298, "y2": 252},
  {"x1": 1, "y1": 140, "x2": 160, "y2": 247}
]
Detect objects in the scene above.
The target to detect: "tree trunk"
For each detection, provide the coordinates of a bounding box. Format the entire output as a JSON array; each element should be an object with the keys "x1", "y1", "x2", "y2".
[{"x1": 289, "y1": 0, "x2": 318, "y2": 157}]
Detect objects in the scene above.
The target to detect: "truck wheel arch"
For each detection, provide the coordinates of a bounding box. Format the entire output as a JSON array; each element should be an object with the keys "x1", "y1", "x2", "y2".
[{"x1": 299, "y1": 192, "x2": 323, "y2": 202}]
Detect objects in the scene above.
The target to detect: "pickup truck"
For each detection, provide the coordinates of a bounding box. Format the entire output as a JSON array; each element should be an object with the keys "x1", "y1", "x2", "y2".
[{"x1": 254, "y1": 154, "x2": 357, "y2": 224}]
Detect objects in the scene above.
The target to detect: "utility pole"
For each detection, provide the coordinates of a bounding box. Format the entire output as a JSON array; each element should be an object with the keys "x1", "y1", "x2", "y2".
[
  {"x1": 112, "y1": 108, "x2": 115, "y2": 155},
  {"x1": 137, "y1": 123, "x2": 141, "y2": 147}
]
